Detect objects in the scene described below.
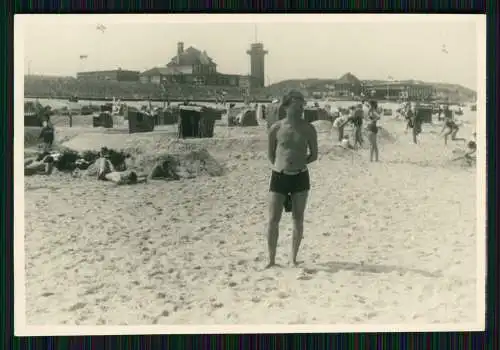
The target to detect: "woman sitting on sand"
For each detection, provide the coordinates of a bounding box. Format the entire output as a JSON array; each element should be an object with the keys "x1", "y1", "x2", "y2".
[
  {"x1": 366, "y1": 100, "x2": 381, "y2": 162},
  {"x1": 465, "y1": 132, "x2": 477, "y2": 160},
  {"x1": 96, "y1": 147, "x2": 142, "y2": 185}
]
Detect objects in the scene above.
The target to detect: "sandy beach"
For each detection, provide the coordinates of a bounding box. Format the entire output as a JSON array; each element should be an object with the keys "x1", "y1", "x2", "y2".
[{"x1": 22, "y1": 114, "x2": 479, "y2": 326}]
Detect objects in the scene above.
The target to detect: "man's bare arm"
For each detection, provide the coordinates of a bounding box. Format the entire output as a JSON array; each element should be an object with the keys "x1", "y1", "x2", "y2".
[
  {"x1": 306, "y1": 124, "x2": 318, "y2": 164},
  {"x1": 268, "y1": 123, "x2": 279, "y2": 165}
]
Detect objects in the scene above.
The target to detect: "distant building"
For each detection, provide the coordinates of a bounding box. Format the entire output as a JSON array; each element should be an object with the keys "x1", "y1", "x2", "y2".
[
  {"x1": 333, "y1": 73, "x2": 362, "y2": 97},
  {"x1": 139, "y1": 41, "x2": 258, "y2": 91},
  {"x1": 77, "y1": 69, "x2": 140, "y2": 82},
  {"x1": 166, "y1": 42, "x2": 217, "y2": 75},
  {"x1": 246, "y1": 43, "x2": 268, "y2": 89},
  {"x1": 363, "y1": 81, "x2": 434, "y2": 101}
]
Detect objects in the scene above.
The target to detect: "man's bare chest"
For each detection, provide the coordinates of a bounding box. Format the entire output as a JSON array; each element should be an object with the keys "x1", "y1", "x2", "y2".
[{"x1": 276, "y1": 125, "x2": 309, "y2": 147}]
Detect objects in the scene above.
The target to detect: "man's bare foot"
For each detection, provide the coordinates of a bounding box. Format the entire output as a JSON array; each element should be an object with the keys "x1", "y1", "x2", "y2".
[{"x1": 291, "y1": 260, "x2": 304, "y2": 267}]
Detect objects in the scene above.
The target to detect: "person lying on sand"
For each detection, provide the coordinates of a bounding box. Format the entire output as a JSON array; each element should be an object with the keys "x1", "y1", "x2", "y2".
[
  {"x1": 266, "y1": 90, "x2": 318, "y2": 268},
  {"x1": 25, "y1": 152, "x2": 55, "y2": 176},
  {"x1": 96, "y1": 147, "x2": 144, "y2": 185}
]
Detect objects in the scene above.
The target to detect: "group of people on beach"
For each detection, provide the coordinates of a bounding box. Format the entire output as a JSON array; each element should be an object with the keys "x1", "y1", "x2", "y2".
[
  {"x1": 264, "y1": 90, "x2": 388, "y2": 269},
  {"x1": 28, "y1": 92, "x2": 475, "y2": 269},
  {"x1": 263, "y1": 90, "x2": 477, "y2": 269},
  {"x1": 332, "y1": 100, "x2": 381, "y2": 161}
]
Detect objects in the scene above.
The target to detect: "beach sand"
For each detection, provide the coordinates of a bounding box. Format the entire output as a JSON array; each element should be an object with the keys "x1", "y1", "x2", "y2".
[{"x1": 23, "y1": 116, "x2": 478, "y2": 326}]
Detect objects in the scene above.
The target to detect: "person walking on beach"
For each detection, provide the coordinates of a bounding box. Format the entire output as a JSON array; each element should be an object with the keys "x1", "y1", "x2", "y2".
[
  {"x1": 350, "y1": 104, "x2": 364, "y2": 149},
  {"x1": 38, "y1": 120, "x2": 54, "y2": 152},
  {"x1": 404, "y1": 103, "x2": 414, "y2": 133},
  {"x1": 266, "y1": 90, "x2": 318, "y2": 268},
  {"x1": 366, "y1": 100, "x2": 381, "y2": 162},
  {"x1": 411, "y1": 103, "x2": 422, "y2": 144},
  {"x1": 441, "y1": 110, "x2": 466, "y2": 145}
]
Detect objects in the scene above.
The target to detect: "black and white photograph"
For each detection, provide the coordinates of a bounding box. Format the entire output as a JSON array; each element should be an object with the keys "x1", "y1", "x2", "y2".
[{"x1": 14, "y1": 14, "x2": 486, "y2": 335}]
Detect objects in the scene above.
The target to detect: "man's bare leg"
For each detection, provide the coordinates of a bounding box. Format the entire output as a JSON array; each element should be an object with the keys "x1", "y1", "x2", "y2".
[
  {"x1": 444, "y1": 131, "x2": 451, "y2": 145},
  {"x1": 266, "y1": 192, "x2": 285, "y2": 268},
  {"x1": 290, "y1": 190, "x2": 309, "y2": 266}
]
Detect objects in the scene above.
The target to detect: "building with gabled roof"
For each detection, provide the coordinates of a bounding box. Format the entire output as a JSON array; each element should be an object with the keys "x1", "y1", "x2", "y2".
[
  {"x1": 333, "y1": 72, "x2": 362, "y2": 97},
  {"x1": 139, "y1": 41, "x2": 261, "y2": 95},
  {"x1": 166, "y1": 43, "x2": 217, "y2": 73}
]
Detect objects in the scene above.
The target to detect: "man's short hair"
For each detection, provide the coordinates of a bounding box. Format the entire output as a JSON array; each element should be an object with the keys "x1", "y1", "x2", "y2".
[{"x1": 282, "y1": 90, "x2": 305, "y2": 107}]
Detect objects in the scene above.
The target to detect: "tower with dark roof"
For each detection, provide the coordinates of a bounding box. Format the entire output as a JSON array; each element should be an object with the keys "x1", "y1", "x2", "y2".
[{"x1": 246, "y1": 43, "x2": 268, "y2": 89}]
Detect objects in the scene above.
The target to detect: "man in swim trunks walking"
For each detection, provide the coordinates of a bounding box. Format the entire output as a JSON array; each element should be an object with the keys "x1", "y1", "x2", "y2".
[{"x1": 266, "y1": 90, "x2": 318, "y2": 268}]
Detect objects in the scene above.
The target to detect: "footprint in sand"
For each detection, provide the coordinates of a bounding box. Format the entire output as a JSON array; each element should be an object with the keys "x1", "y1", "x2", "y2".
[
  {"x1": 211, "y1": 302, "x2": 224, "y2": 309},
  {"x1": 297, "y1": 268, "x2": 318, "y2": 280},
  {"x1": 277, "y1": 291, "x2": 290, "y2": 299},
  {"x1": 67, "y1": 302, "x2": 86, "y2": 312},
  {"x1": 83, "y1": 284, "x2": 104, "y2": 296}
]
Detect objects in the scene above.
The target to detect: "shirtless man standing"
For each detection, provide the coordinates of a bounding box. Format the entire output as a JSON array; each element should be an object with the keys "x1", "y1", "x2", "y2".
[{"x1": 266, "y1": 90, "x2": 318, "y2": 268}]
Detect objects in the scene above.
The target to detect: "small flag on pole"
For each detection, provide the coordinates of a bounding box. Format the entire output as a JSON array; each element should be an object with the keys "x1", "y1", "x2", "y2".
[{"x1": 96, "y1": 24, "x2": 107, "y2": 33}]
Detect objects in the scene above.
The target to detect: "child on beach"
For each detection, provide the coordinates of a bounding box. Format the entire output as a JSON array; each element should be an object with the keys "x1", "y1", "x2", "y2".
[{"x1": 38, "y1": 120, "x2": 54, "y2": 152}]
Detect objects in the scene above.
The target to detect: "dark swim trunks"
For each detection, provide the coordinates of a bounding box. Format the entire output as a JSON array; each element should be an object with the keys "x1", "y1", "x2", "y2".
[
  {"x1": 269, "y1": 170, "x2": 311, "y2": 213},
  {"x1": 269, "y1": 170, "x2": 310, "y2": 195}
]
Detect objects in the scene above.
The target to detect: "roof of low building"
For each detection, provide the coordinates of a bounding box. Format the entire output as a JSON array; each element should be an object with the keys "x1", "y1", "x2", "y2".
[
  {"x1": 166, "y1": 46, "x2": 217, "y2": 67},
  {"x1": 140, "y1": 67, "x2": 182, "y2": 76},
  {"x1": 78, "y1": 69, "x2": 140, "y2": 74},
  {"x1": 336, "y1": 72, "x2": 361, "y2": 85}
]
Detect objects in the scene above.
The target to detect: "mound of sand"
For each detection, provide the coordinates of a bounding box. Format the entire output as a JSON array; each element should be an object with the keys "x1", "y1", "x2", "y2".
[
  {"x1": 24, "y1": 127, "x2": 42, "y2": 147},
  {"x1": 311, "y1": 120, "x2": 333, "y2": 133},
  {"x1": 82, "y1": 147, "x2": 225, "y2": 180},
  {"x1": 368, "y1": 126, "x2": 397, "y2": 143},
  {"x1": 318, "y1": 145, "x2": 362, "y2": 161},
  {"x1": 62, "y1": 132, "x2": 268, "y2": 158}
]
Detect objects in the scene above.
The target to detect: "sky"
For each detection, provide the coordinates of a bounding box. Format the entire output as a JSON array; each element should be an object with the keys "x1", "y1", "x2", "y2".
[{"x1": 17, "y1": 14, "x2": 484, "y2": 90}]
